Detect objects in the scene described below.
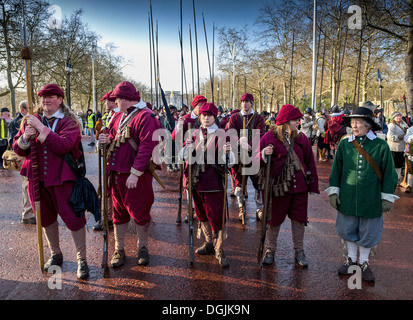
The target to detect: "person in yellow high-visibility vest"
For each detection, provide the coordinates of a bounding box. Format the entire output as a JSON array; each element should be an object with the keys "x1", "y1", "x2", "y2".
[
  {"x1": 0, "y1": 107, "x2": 11, "y2": 169},
  {"x1": 87, "y1": 109, "x2": 97, "y2": 146}
]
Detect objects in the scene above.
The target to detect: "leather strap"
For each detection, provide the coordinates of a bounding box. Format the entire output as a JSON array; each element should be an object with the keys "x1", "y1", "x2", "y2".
[{"x1": 351, "y1": 139, "x2": 382, "y2": 182}]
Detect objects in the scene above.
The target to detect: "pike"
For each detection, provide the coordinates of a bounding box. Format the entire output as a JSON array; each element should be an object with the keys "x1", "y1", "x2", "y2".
[
  {"x1": 240, "y1": 116, "x2": 247, "y2": 225},
  {"x1": 257, "y1": 146, "x2": 273, "y2": 267},
  {"x1": 202, "y1": 13, "x2": 214, "y2": 103},
  {"x1": 101, "y1": 128, "x2": 109, "y2": 268},
  {"x1": 187, "y1": 123, "x2": 195, "y2": 265},
  {"x1": 158, "y1": 80, "x2": 182, "y2": 220},
  {"x1": 20, "y1": 0, "x2": 44, "y2": 272},
  {"x1": 192, "y1": 0, "x2": 200, "y2": 94}
]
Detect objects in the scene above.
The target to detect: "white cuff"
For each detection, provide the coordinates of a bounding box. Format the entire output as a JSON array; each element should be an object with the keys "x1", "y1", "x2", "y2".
[
  {"x1": 224, "y1": 151, "x2": 236, "y2": 168},
  {"x1": 324, "y1": 186, "x2": 340, "y2": 196},
  {"x1": 381, "y1": 192, "x2": 400, "y2": 203},
  {"x1": 130, "y1": 167, "x2": 143, "y2": 177},
  {"x1": 17, "y1": 136, "x2": 30, "y2": 150},
  {"x1": 261, "y1": 149, "x2": 268, "y2": 163}
]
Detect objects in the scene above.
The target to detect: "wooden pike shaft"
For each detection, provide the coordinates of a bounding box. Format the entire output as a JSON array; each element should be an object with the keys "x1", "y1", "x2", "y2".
[
  {"x1": 23, "y1": 52, "x2": 44, "y2": 272},
  {"x1": 187, "y1": 124, "x2": 194, "y2": 265},
  {"x1": 241, "y1": 117, "x2": 247, "y2": 225},
  {"x1": 101, "y1": 128, "x2": 109, "y2": 268}
]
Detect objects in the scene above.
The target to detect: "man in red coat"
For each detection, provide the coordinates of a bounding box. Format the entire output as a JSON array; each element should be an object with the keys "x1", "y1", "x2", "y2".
[
  {"x1": 13, "y1": 84, "x2": 89, "y2": 279},
  {"x1": 99, "y1": 81, "x2": 161, "y2": 268},
  {"x1": 228, "y1": 93, "x2": 265, "y2": 221}
]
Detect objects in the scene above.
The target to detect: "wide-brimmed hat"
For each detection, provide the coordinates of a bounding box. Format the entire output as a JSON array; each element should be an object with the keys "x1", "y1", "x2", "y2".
[
  {"x1": 361, "y1": 101, "x2": 379, "y2": 112},
  {"x1": 343, "y1": 106, "x2": 381, "y2": 131}
]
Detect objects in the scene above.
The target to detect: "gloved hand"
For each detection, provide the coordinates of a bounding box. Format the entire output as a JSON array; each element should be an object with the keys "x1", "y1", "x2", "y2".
[
  {"x1": 382, "y1": 200, "x2": 393, "y2": 212},
  {"x1": 329, "y1": 194, "x2": 340, "y2": 209}
]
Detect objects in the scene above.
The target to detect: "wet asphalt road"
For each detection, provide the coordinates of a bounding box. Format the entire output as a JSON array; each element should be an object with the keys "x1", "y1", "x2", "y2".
[{"x1": 1, "y1": 136, "x2": 413, "y2": 304}]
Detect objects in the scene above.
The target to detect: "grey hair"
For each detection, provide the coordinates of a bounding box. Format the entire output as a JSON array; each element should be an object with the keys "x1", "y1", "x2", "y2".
[
  {"x1": 19, "y1": 100, "x2": 28, "y2": 109},
  {"x1": 351, "y1": 118, "x2": 372, "y2": 129}
]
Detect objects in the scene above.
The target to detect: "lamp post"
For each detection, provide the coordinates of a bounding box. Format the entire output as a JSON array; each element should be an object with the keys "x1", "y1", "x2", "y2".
[{"x1": 65, "y1": 59, "x2": 72, "y2": 108}]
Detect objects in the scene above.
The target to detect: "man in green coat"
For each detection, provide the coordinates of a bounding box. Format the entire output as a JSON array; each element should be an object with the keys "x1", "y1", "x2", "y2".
[{"x1": 325, "y1": 106, "x2": 399, "y2": 283}]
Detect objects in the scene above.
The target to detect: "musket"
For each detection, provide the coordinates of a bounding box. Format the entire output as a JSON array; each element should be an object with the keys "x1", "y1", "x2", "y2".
[
  {"x1": 97, "y1": 147, "x2": 102, "y2": 199},
  {"x1": 176, "y1": 162, "x2": 184, "y2": 224},
  {"x1": 241, "y1": 116, "x2": 247, "y2": 225},
  {"x1": 187, "y1": 123, "x2": 195, "y2": 265},
  {"x1": 20, "y1": 0, "x2": 44, "y2": 272},
  {"x1": 219, "y1": 149, "x2": 230, "y2": 265},
  {"x1": 257, "y1": 145, "x2": 273, "y2": 267},
  {"x1": 101, "y1": 128, "x2": 109, "y2": 268}
]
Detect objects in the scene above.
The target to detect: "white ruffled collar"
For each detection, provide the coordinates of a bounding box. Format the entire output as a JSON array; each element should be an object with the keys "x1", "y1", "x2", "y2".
[
  {"x1": 348, "y1": 130, "x2": 376, "y2": 142},
  {"x1": 43, "y1": 108, "x2": 65, "y2": 119}
]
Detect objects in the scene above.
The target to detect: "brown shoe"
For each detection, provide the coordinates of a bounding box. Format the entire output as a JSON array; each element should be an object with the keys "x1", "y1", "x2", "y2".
[
  {"x1": 111, "y1": 249, "x2": 126, "y2": 268},
  {"x1": 137, "y1": 246, "x2": 149, "y2": 265},
  {"x1": 195, "y1": 242, "x2": 215, "y2": 255}
]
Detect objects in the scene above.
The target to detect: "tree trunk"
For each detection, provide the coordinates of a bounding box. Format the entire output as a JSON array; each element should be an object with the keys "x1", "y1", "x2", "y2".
[{"x1": 1, "y1": 3, "x2": 16, "y2": 115}]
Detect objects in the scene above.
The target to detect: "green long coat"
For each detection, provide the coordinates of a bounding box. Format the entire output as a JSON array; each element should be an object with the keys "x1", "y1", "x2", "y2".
[{"x1": 328, "y1": 135, "x2": 398, "y2": 218}]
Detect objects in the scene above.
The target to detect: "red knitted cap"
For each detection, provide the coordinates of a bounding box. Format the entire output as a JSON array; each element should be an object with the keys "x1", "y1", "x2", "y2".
[
  {"x1": 100, "y1": 91, "x2": 116, "y2": 102},
  {"x1": 199, "y1": 103, "x2": 218, "y2": 117},
  {"x1": 276, "y1": 104, "x2": 303, "y2": 125},
  {"x1": 38, "y1": 84, "x2": 64, "y2": 98},
  {"x1": 240, "y1": 93, "x2": 254, "y2": 103},
  {"x1": 192, "y1": 95, "x2": 207, "y2": 108},
  {"x1": 113, "y1": 81, "x2": 140, "y2": 101}
]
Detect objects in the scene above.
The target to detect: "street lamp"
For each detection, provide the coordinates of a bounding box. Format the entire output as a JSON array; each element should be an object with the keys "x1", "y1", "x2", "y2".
[{"x1": 66, "y1": 59, "x2": 72, "y2": 108}]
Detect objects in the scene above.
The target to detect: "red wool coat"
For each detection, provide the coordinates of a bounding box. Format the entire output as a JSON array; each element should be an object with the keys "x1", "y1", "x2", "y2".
[
  {"x1": 259, "y1": 131, "x2": 319, "y2": 226},
  {"x1": 13, "y1": 115, "x2": 82, "y2": 186}
]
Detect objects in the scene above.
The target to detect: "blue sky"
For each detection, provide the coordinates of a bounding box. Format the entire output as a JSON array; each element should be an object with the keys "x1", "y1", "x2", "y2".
[{"x1": 51, "y1": 0, "x2": 270, "y2": 91}]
